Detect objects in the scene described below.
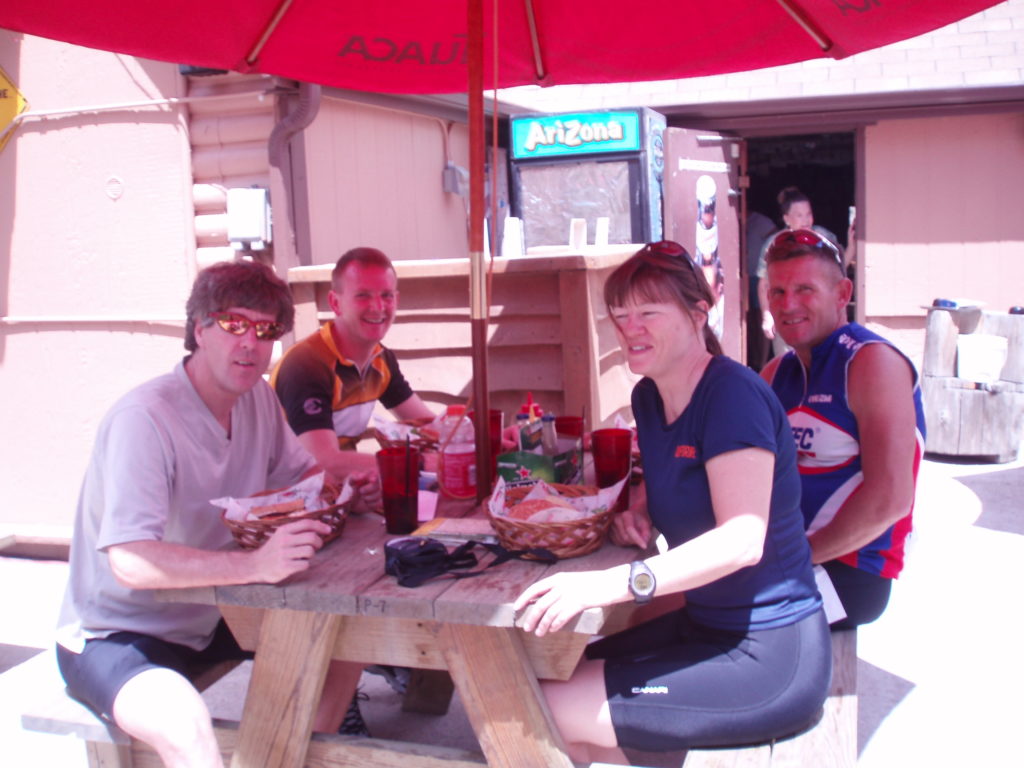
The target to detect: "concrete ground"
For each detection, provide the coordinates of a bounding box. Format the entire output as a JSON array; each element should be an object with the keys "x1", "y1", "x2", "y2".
[{"x1": 2, "y1": 448, "x2": 1022, "y2": 766}]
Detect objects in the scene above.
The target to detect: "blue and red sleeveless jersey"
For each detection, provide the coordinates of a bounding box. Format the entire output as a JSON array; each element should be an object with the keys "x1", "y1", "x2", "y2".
[{"x1": 768, "y1": 323, "x2": 926, "y2": 578}]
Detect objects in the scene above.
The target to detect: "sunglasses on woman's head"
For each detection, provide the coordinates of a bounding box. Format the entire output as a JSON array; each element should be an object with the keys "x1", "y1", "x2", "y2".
[
  {"x1": 207, "y1": 311, "x2": 285, "y2": 341},
  {"x1": 641, "y1": 240, "x2": 689, "y2": 260},
  {"x1": 765, "y1": 229, "x2": 842, "y2": 268},
  {"x1": 639, "y1": 240, "x2": 706, "y2": 281}
]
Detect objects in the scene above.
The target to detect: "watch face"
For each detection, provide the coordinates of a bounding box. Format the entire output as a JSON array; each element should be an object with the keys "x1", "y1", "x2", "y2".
[{"x1": 633, "y1": 573, "x2": 654, "y2": 593}]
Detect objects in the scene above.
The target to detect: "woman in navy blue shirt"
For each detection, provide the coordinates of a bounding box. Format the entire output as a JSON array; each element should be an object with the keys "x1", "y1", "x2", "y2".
[{"x1": 515, "y1": 241, "x2": 830, "y2": 763}]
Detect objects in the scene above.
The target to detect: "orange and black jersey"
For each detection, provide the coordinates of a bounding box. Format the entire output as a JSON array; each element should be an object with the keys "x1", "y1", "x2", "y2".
[{"x1": 270, "y1": 323, "x2": 414, "y2": 450}]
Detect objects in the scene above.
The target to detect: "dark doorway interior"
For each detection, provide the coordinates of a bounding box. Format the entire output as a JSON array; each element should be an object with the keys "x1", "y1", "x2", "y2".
[
  {"x1": 744, "y1": 132, "x2": 856, "y2": 370},
  {"x1": 746, "y1": 132, "x2": 855, "y2": 248}
]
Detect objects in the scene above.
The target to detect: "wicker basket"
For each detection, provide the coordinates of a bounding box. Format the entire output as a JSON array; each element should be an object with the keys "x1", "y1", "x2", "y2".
[
  {"x1": 373, "y1": 417, "x2": 439, "y2": 452},
  {"x1": 489, "y1": 483, "x2": 613, "y2": 559},
  {"x1": 221, "y1": 487, "x2": 349, "y2": 550}
]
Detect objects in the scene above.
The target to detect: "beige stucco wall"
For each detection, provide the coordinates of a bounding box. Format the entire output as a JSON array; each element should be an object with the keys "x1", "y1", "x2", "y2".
[
  {"x1": 862, "y1": 111, "x2": 1024, "y2": 364},
  {"x1": 1, "y1": 33, "x2": 196, "y2": 530}
]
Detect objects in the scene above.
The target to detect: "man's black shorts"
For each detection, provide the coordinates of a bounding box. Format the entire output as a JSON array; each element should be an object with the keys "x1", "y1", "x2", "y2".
[{"x1": 56, "y1": 620, "x2": 252, "y2": 721}]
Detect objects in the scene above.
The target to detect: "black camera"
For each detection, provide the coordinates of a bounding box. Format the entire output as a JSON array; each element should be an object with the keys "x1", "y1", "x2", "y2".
[
  {"x1": 384, "y1": 537, "x2": 450, "y2": 577},
  {"x1": 384, "y1": 537, "x2": 478, "y2": 588}
]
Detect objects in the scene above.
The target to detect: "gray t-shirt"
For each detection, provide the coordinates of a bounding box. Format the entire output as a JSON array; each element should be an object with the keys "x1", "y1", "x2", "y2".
[{"x1": 57, "y1": 360, "x2": 316, "y2": 652}]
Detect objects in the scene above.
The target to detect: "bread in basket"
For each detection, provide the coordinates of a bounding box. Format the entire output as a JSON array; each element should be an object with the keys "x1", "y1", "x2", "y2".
[
  {"x1": 373, "y1": 416, "x2": 439, "y2": 452},
  {"x1": 216, "y1": 474, "x2": 352, "y2": 550},
  {"x1": 488, "y1": 480, "x2": 615, "y2": 559}
]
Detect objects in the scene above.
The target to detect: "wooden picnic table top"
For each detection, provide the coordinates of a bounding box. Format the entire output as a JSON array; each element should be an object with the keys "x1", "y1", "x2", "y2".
[{"x1": 160, "y1": 498, "x2": 641, "y2": 636}]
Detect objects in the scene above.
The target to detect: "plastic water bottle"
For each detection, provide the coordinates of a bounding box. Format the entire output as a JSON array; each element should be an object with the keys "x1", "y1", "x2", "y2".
[
  {"x1": 541, "y1": 413, "x2": 559, "y2": 456},
  {"x1": 439, "y1": 405, "x2": 476, "y2": 499}
]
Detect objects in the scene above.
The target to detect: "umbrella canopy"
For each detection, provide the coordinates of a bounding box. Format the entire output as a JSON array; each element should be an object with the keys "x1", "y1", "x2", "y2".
[{"x1": 0, "y1": 1, "x2": 1003, "y2": 94}]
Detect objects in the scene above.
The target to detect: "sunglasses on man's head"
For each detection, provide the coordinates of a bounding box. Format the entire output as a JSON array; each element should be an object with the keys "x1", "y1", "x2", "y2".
[
  {"x1": 766, "y1": 229, "x2": 842, "y2": 268},
  {"x1": 207, "y1": 312, "x2": 285, "y2": 341}
]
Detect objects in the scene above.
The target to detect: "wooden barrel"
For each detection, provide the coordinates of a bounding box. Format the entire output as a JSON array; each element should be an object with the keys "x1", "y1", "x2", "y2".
[
  {"x1": 978, "y1": 312, "x2": 1024, "y2": 384},
  {"x1": 922, "y1": 376, "x2": 1024, "y2": 462},
  {"x1": 922, "y1": 309, "x2": 957, "y2": 378}
]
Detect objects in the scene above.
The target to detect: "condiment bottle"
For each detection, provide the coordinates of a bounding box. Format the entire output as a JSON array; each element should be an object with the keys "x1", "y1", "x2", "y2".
[{"x1": 541, "y1": 413, "x2": 559, "y2": 456}]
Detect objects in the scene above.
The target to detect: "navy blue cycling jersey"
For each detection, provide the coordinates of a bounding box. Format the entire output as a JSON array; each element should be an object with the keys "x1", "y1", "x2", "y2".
[{"x1": 633, "y1": 356, "x2": 820, "y2": 631}]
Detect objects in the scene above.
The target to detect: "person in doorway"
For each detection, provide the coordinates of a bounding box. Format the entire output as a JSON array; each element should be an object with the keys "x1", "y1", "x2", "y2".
[
  {"x1": 756, "y1": 186, "x2": 854, "y2": 356},
  {"x1": 746, "y1": 209, "x2": 777, "y2": 370},
  {"x1": 55, "y1": 261, "x2": 369, "y2": 768},
  {"x1": 760, "y1": 229, "x2": 925, "y2": 628},
  {"x1": 514, "y1": 241, "x2": 830, "y2": 763},
  {"x1": 270, "y1": 247, "x2": 435, "y2": 482}
]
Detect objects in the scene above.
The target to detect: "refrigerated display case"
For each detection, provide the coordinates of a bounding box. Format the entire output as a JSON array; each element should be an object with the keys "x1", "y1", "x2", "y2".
[{"x1": 508, "y1": 108, "x2": 666, "y2": 250}]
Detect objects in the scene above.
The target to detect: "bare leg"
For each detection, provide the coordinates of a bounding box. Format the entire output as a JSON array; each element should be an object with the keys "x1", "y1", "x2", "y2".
[
  {"x1": 313, "y1": 660, "x2": 364, "y2": 733},
  {"x1": 112, "y1": 667, "x2": 223, "y2": 768},
  {"x1": 542, "y1": 657, "x2": 629, "y2": 765}
]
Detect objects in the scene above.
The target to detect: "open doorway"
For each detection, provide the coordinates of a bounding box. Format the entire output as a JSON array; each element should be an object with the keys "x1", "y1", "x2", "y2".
[{"x1": 744, "y1": 131, "x2": 856, "y2": 369}]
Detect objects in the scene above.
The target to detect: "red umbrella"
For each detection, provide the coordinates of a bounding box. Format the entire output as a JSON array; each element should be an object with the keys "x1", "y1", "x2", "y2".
[
  {"x1": 0, "y1": 0, "x2": 1001, "y2": 497},
  {"x1": 0, "y1": 1, "x2": 1002, "y2": 93}
]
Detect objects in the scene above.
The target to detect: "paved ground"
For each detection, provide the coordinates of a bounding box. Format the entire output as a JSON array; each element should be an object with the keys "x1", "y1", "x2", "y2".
[{"x1": 2, "y1": 448, "x2": 1022, "y2": 766}]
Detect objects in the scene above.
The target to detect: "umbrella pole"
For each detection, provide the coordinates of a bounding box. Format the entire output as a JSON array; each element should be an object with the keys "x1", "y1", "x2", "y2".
[{"x1": 468, "y1": 0, "x2": 492, "y2": 502}]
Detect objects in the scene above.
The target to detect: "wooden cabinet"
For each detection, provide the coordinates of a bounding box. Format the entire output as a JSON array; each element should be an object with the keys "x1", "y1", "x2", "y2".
[{"x1": 286, "y1": 248, "x2": 639, "y2": 430}]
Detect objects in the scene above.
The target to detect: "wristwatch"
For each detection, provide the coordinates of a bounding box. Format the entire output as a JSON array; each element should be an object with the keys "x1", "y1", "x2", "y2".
[{"x1": 628, "y1": 560, "x2": 656, "y2": 604}]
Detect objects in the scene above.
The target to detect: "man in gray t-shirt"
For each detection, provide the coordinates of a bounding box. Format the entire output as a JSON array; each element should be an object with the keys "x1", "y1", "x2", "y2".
[{"x1": 56, "y1": 261, "x2": 373, "y2": 766}]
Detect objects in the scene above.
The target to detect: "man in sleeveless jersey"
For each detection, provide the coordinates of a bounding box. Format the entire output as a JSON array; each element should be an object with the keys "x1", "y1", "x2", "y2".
[
  {"x1": 760, "y1": 229, "x2": 925, "y2": 628},
  {"x1": 271, "y1": 247, "x2": 435, "y2": 488}
]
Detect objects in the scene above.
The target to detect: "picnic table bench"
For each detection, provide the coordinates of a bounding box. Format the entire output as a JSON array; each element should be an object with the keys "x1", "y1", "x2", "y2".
[
  {"x1": 17, "y1": 503, "x2": 857, "y2": 767},
  {"x1": 17, "y1": 627, "x2": 857, "y2": 768}
]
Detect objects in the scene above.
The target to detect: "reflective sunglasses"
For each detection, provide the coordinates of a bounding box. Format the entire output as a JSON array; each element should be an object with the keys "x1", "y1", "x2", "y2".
[
  {"x1": 206, "y1": 311, "x2": 285, "y2": 341},
  {"x1": 765, "y1": 229, "x2": 842, "y2": 268}
]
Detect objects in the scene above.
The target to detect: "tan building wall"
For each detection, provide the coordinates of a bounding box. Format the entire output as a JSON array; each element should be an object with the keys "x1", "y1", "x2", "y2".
[
  {"x1": 302, "y1": 96, "x2": 472, "y2": 263},
  {"x1": 0, "y1": 34, "x2": 197, "y2": 532},
  {"x1": 862, "y1": 111, "x2": 1024, "y2": 362}
]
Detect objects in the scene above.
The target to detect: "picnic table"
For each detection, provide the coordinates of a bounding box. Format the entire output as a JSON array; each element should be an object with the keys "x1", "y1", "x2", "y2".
[{"x1": 157, "y1": 501, "x2": 642, "y2": 768}]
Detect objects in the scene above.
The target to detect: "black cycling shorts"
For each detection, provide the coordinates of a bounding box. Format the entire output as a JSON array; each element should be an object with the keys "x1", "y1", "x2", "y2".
[
  {"x1": 587, "y1": 608, "x2": 831, "y2": 751},
  {"x1": 56, "y1": 620, "x2": 251, "y2": 721},
  {"x1": 824, "y1": 558, "x2": 893, "y2": 629}
]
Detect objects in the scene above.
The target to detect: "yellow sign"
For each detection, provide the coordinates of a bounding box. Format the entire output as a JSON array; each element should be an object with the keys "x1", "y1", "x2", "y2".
[{"x1": 0, "y1": 65, "x2": 28, "y2": 154}]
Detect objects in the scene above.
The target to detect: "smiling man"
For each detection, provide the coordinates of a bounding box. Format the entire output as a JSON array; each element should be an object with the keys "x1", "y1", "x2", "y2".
[
  {"x1": 270, "y1": 247, "x2": 434, "y2": 479},
  {"x1": 56, "y1": 261, "x2": 364, "y2": 767},
  {"x1": 760, "y1": 229, "x2": 925, "y2": 629}
]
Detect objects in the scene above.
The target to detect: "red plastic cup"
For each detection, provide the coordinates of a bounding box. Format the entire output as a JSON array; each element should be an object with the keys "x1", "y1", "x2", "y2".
[
  {"x1": 591, "y1": 428, "x2": 632, "y2": 512},
  {"x1": 376, "y1": 445, "x2": 420, "y2": 535},
  {"x1": 554, "y1": 415, "x2": 584, "y2": 439}
]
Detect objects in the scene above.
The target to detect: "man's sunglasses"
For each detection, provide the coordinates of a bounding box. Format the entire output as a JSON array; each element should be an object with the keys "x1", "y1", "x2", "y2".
[
  {"x1": 766, "y1": 229, "x2": 842, "y2": 268},
  {"x1": 207, "y1": 312, "x2": 285, "y2": 341}
]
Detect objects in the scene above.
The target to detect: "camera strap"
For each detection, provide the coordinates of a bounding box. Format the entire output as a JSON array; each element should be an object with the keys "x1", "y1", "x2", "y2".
[{"x1": 386, "y1": 538, "x2": 557, "y2": 588}]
